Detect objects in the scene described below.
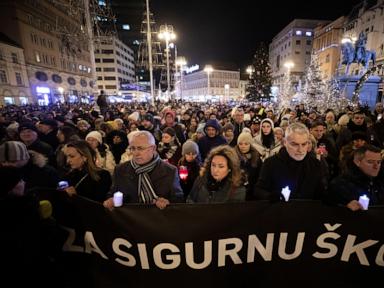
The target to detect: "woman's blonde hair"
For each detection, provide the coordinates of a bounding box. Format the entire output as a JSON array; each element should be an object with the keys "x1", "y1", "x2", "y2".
[
  {"x1": 66, "y1": 140, "x2": 101, "y2": 181},
  {"x1": 200, "y1": 145, "x2": 242, "y2": 187}
]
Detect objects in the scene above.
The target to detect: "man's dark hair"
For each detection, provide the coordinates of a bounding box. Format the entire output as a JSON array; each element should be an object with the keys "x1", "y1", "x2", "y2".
[{"x1": 353, "y1": 144, "x2": 381, "y2": 160}]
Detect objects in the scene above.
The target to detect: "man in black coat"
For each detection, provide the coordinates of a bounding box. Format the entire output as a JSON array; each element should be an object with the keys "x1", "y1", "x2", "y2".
[
  {"x1": 103, "y1": 131, "x2": 183, "y2": 209},
  {"x1": 254, "y1": 123, "x2": 326, "y2": 202},
  {"x1": 328, "y1": 145, "x2": 383, "y2": 211}
]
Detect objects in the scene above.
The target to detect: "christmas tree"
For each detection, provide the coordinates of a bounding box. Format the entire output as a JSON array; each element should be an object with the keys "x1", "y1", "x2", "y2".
[
  {"x1": 324, "y1": 77, "x2": 351, "y2": 114},
  {"x1": 246, "y1": 42, "x2": 272, "y2": 102},
  {"x1": 302, "y1": 53, "x2": 327, "y2": 112},
  {"x1": 278, "y1": 70, "x2": 295, "y2": 110}
]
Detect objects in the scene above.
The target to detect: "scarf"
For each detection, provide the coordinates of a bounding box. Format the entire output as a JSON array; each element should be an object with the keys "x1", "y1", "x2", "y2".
[{"x1": 131, "y1": 154, "x2": 160, "y2": 203}]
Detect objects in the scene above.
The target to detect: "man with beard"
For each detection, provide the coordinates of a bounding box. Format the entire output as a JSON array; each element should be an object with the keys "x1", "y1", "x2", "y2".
[{"x1": 254, "y1": 123, "x2": 326, "y2": 202}]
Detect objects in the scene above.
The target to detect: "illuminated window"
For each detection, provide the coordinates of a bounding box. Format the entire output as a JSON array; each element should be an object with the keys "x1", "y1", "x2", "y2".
[
  {"x1": 296, "y1": 30, "x2": 302, "y2": 36},
  {"x1": 306, "y1": 31, "x2": 312, "y2": 36},
  {"x1": 122, "y1": 24, "x2": 130, "y2": 30}
]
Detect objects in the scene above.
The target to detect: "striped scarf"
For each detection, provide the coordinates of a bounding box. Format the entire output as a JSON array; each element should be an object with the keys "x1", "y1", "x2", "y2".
[{"x1": 131, "y1": 154, "x2": 160, "y2": 203}]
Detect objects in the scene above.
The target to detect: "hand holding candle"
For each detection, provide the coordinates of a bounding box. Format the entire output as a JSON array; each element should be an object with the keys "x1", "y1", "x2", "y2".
[
  {"x1": 179, "y1": 165, "x2": 188, "y2": 180},
  {"x1": 281, "y1": 186, "x2": 291, "y2": 202},
  {"x1": 113, "y1": 191, "x2": 123, "y2": 207},
  {"x1": 358, "y1": 195, "x2": 370, "y2": 210}
]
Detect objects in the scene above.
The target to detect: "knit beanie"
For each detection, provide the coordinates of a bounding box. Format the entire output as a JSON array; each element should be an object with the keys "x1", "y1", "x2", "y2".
[
  {"x1": 18, "y1": 122, "x2": 38, "y2": 133},
  {"x1": 237, "y1": 132, "x2": 253, "y2": 145},
  {"x1": 0, "y1": 141, "x2": 30, "y2": 163},
  {"x1": 163, "y1": 127, "x2": 176, "y2": 137},
  {"x1": 182, "y1": 140, "x2": 199, "y2": 155},
  {"x1": 196, "y1": 123, "x2": 206, "y2": 135},
  {"x1": 223, "y1": 122, "x2": 234, "y2": 132},
  {"x1": 86, "y1": 131, "x2": 103, "y2": 144},
  {"x1": 261, "y1": 118, "x2": 274, "y2": 129}
]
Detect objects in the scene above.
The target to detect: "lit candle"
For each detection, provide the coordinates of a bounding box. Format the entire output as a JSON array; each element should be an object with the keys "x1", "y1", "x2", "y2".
[
  {"x1": 113, "y1": 191, "x2": 123, "y2": 207},
  {"x1": 358, "y1": 195, "x2": 370, "y2": 210},
  {"x1": 281, "y1": 186, "x2": 291, "y2": 202},
  {"x1": 179, "y1": 165, "x2": 188, "y2": 180}
]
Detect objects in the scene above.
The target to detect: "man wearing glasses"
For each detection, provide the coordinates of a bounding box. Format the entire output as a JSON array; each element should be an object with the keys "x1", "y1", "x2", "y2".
[
  {"x1": 328, "y1": 145, "x2": 383, "y2": 211},
  {"x1": 253, "y1": 122, "x2": 326, "y2": 202},
  {"x1": 103, "y1": 131, "x2": 183, "y2": 209}
]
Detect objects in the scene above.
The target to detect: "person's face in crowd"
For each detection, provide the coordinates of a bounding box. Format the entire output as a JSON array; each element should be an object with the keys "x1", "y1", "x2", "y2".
[
  {"x1": 206, "y1": 126, "x2": 217, "y2": 138},
  {"x1": 310, "y1": 125, "x2": 325, "y2": 140},
  {"x1": 309, "y1": 112, "x2": 317, "y2": 120},
  {"x1": 274, "y1": 129, "x2": 284, "y2": 142},
  {"x1": 325, "y1": 112, "x2": 335, "y2": 124},
  {"x1": 185, "y1": 152, "x2": 197, "y2": 162},
  {"x1": 224, "y1": 129, "x2": 234, "y2": 140},
  {"x1": 86, "y1": 137, "x2": 99, "y2": 150},
  {"x1": 162, "y1": 133, "x2": 173, "y2": 144},
  {"x1": 266, "y1": 111, "x2": 274, "y2": 119},
  {"x1": 142, "y1": 119, "x2": 152, "y2": 129},
  {"x1": 261, "y1": 122, "x2": 272, "y2": 135},
  {"x1": 113, "y1": 135, "x2": 122, "y2": 144},
  {"x1": 375, "y1": 103, "x2": 383, "y2": 113},
  {"x1": 210, "y1": 155, "x2": 230, "y2": 182},
  {"x1": 196, "y1": 132, "x2": 205, "y2": 140},
  {"x1": 289, "y1": 111, "x2": 297, "y2": 119},
  {"x1": 251, "y1": 123, "x2": 260, "y2": 133},
  {"x1": 65, "y1": 147, "x2": 86, "y2": 170},
  {"x1": 77, "y1": 123, "x2": 89, "y2": 132},
  {"x1": 19, "y1": 129, "x2": 38, "y2": 144},
  {"x1": 238, "y1": 141, "x2": 251, "y2": 154},
  {"x1": 165, "y1": 114, "x2": 174, "y2": 125},
  {"x1": 183, "y1": 114, "x2": 191, "y2": 121},
  {"x1": 130, "y1": 124, "x2": 138, "y2": 131},
  {"x1": 190, "y1": 118, "x2": 198, "y2": 127},
  {"x1": 129, "y1": 135, "x2": 155, "y2": 165},
  {"x1": 353, "y1": 139, "x2": 366, "y2": 148},
  {"x1": 354, "y1": 151, "x2": 382, "y2": 177},
  {"x1": 38, "y1": 123, "x2": 51, "y2": 134},
  {"x1": 115, "y1": 121, "x2": 123, "y2": 130},
  {"x1": 234, "y1": 110, "x2": 244, "y2": 124},
  {"x1": 57, "y1": 130, "x2": 65, "y2": 143},
  {"x1": 284, "y1": 133, "x2": 309, "y2": 161},
  {"x1": 352, "y1": 113, "x2": 365, "y2": 126}
]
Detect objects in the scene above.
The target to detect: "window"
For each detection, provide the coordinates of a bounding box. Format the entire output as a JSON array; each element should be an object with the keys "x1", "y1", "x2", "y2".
[
  {"x1": 15, "y1": 72, "x2": 23, "y2": 86},
  {"x1": 296, "y1": 40, "x2": 301, "y2": 45},
  {"x1": 0, "y1": 70, "x2": 7, "y2": 83},
  {"x1": 95, "y1": 58, "x2": 100, "y2": 63},
  {"x1": 35, "y1": 51, "x2": 41, "y2": 63},
  {"x1": 96, "y1": 67, "x2": 101, "y2": 72},
  {"x1": 295, "y1": 51, "x2": 300, "y2": 54},
  {"x1": 104, "y1": 76, "x2": 116, "y2": 80},
  {"x1": 98, "y1": 85, "x2": 104, "y2": 89},
  {"x1": 105, "y1": 85, "x2": 117, "y2": 89},
  {"x1": 305, "y1": 31, "x2": 312, "y2": 37},
  {"x1": 306, "y1": 40, "x2": 311, "y2": 45},
  {"x1": 102, "y1": 49, "x2": 113, "y2": 54},
  {"x1": 103, "y1": 58, "x2": 114, "y2": 63},
  {"x1": 103, "y1": 67, "x2": 115, "y2": 72},
  {"x1": 296, "y1": 30, "x2": 302, "y2": 36},
  {"x1": 97, "y1": 76, "x2": 102, "y2": 80},
  {"x1": 11, "y1": 53, "x2": 18, "y2": 63}
]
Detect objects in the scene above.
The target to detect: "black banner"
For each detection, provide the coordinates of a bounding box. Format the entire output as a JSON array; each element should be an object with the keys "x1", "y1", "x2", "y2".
[{"x1": 58, "y1": 197, "x2": 384, "y2": 288}]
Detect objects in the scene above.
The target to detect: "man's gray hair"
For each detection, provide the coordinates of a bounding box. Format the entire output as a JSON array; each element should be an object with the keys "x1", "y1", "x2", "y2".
[
  {"x1": 284, "y1": 122, "x2": 309, "y2": 140},
  {"x1": 130, "y1": 130, "x2": 155, "y2": 146}
]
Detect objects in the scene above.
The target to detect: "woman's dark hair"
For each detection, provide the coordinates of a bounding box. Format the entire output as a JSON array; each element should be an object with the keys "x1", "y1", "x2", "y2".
[{"x1": 58, "y1": 126, "x2": 79, "y2": 143}]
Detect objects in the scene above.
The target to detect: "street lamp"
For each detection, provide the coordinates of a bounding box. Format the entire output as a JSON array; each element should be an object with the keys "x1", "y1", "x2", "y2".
[
  {"x1": 158, "y1": 24, "x2": 176, "y2": 100},
  {"x1": 176, "y1": 56, "x2": 187, "y2": 101},
  {"x1": 246, "y1": 65, "x2": 255, "y2": 78},
  {"x1": 204, "y1": 65, "x2": 213, "y2": 101}
]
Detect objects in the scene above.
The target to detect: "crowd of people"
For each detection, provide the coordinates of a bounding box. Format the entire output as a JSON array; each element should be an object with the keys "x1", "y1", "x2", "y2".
[{"x1": 0, "y1": 99, "x2": 383, "y2": 285}]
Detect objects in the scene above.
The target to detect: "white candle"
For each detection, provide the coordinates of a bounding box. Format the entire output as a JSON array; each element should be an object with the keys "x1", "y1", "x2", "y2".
[
  {"x1": 358, "y1": 195, "x2": 370, "y2": 210},
  {"x1": 113, "y1": 191, "x2": 123, "y2": 207},
  {"x1": 281, "y1": 186, "x2": 291, "y2": 202}
]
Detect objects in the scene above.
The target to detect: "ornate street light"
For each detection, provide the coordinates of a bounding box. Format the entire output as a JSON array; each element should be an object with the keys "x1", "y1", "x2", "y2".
[{"x1": 158, "y1": 24, "x2": 176, "y2": 99}]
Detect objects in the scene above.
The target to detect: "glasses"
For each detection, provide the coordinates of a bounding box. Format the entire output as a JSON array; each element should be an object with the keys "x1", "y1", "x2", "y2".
[{"x1": 128, "y1": 145, "x2": 153, "y2": 152}]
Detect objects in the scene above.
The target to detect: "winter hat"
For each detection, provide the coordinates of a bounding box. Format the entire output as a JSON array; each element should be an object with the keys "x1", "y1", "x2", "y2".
[
  {"x1": 128, "y1": 111, "x2": 140, "y2": 122},
  {"x1": 242, "y1": 127, "x2": 252, "y2": 134},
  {"x1": 143, "y1": 114, "x2": 154, "y2": 124},
  {"x1": 196, "y1": 123, "x2": 205, "y2": 135},
  {"x1": 86, "y1": 131, "x2": 103, "y2": 144},
  {"x1": 204, "y1": 119, "x2": 221, "y2": 133},
  {"x1": 223, "y1": 122, "x2": 234, "y2": 132},
  {"x1": 39, "y1": 118, "x2": 58, "y2": 128},
  {"x1": 162, "y1": 127, "x2": 176, "y2": 137},
  {"x1": 261, "y1": 118, "x2": 274, "y2": 129},
  {"x1": 351, "y1": 131, "x2": 368, "y2": 142},
  {"x1": 18, "y1": 122, "x2": 38, "y2": 133},
  {"x1": 164, "y1": 110, "x2": 176, "y2": 119},
  {"x1": 237, "y1": 132, "x2": 253, "y2": 145},
  {"x1": 0, "y1": 166, "x2": 24, "y2": 196},
  {"x1": 182, "y1": 140, "x2": 199, "y2": 155},
  {"x1": 6, "y1": 122, "x2": 19, "y2": 133},
  {"x1": 0, "y1": 141, "x2": 30, "y2": 163}
]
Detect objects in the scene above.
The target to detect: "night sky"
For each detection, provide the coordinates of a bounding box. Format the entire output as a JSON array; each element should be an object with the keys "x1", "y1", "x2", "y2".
[
  {"x1": 113, "y1": 0, "x2": 364, "y2": 71},
  {"x1": 151, "y1": 0, "x2": 363, "y2": 70}
]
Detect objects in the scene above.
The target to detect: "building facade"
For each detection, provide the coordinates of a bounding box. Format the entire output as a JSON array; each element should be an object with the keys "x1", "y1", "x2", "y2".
[
  {"x1": 313, "y1": 16, "x2": 346, "y2": 81},
  {"x1": 94, "y1": 36, "x2": 135, "y2": 96},
  {"x1": 182, "y1": 69, "x2": 240, "y2": 102},
  {"x1": 269, "y1": 19, "x2": 330, "y2": 91},
  {"x1": 0, "y1": 0, "x2": 95, "y2": 104},
  {"x1": 0, "y1": 33, "x2": 32, "y2": 105}
]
